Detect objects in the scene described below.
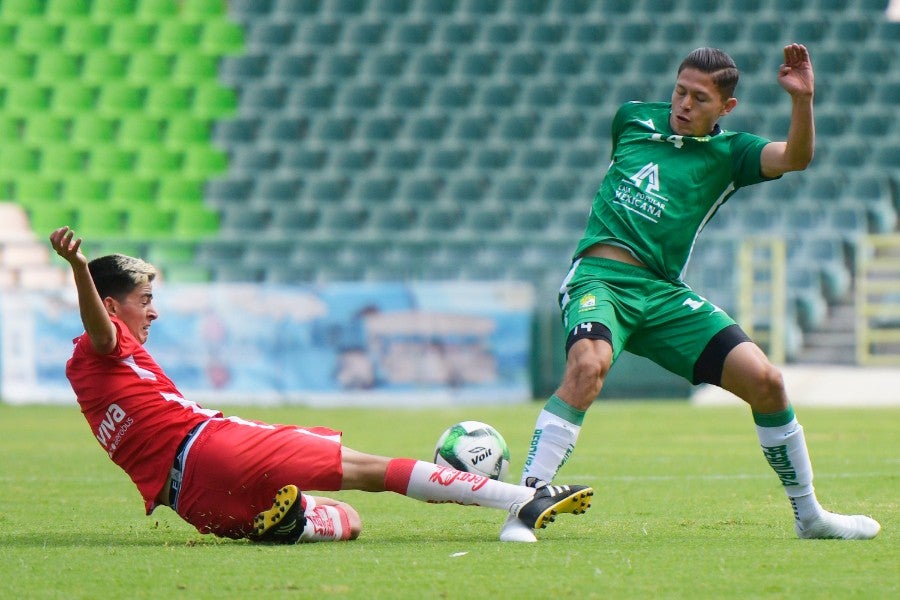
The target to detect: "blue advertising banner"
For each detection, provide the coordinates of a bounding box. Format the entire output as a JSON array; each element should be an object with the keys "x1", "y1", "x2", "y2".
[{"x1": 1, "y1": 281, "x2": 534, "y2": 406}]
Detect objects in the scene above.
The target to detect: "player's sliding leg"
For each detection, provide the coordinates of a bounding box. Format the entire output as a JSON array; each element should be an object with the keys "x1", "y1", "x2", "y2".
[
  {"x1": 500, "y1": 394, "x2": 587, "y2": 542},
  {"x1": 383, "y1": 458, "x2": 592, "y2": 531},
  {"x1": 755, "y1": 406, "x2": 880, "y2": 540}
]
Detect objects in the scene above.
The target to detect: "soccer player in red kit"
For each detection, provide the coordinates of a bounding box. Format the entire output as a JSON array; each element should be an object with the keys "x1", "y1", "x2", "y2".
[{"x1": 51, "y1": 226, "x2": 593, "y2": 543}]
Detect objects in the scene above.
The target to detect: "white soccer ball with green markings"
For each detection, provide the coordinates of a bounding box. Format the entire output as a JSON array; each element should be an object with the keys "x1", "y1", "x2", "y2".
[{"x1": 433, "y1": 420, "x2": 510, "y2": 481}]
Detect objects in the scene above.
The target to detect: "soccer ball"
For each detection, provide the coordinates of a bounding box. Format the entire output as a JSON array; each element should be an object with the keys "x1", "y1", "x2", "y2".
[{"x1": 433, "y1": 421, "x2": 510, "y2": 481}]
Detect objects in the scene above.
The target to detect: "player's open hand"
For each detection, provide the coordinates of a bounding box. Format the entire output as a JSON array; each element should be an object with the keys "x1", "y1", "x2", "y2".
[
  {"x1": 777, "y1": 43, "x2": 814, "y2": 98},
  {"x1": 49, "y1": 226, "x2": 87, "y2": 267}
]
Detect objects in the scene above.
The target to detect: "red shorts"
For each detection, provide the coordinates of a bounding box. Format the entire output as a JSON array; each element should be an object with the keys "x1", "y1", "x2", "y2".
[{"x1": 175, "y1": 417, "x2": 344, "y2": 539}]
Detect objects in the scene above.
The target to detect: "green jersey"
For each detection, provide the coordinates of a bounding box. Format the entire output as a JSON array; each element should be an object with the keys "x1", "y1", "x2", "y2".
[{"x1": 574, "y1": 101, "x2": 773, "y2": 283}]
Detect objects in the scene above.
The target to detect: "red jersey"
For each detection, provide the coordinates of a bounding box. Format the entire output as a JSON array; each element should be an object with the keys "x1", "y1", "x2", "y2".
[{"x1": 66, "y1": 317, "x2": 220, "y2": 514}]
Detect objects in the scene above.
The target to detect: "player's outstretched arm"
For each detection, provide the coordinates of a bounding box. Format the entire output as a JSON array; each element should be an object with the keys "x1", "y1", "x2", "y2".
[
  {"x1": 761, "y1": 43, "x2": 815, "y2": 178},
  {"x1": 49, "y1": 226, "x2": 117, "y2": 354}
]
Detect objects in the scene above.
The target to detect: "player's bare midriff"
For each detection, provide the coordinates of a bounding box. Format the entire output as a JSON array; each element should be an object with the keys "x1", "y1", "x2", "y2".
[{"x1": 581, "y1": 243, "x2": 647, "y2": 268}]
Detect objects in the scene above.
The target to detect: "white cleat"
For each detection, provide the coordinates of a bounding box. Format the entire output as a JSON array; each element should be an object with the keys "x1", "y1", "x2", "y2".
[
  {"x1": 795, "y1": 511, "x2": 881, "y2": 540},
  {"x1": 500, "y1": 513, "x2": 538, "y2": 543}
]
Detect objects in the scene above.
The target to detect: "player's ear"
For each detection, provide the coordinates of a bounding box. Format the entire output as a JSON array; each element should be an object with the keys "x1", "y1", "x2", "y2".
[
  {"x1": 721, "y1": 97, "x2": 738, "y2": 116},
  {"x1": 103, "y1": 296, "x2": 118, "y2": 315}
]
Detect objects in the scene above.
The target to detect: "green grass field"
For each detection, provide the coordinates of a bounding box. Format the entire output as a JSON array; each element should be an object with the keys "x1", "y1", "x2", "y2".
[{"x1": 1, "y1": 401, "x2": 896, "y2": 599}]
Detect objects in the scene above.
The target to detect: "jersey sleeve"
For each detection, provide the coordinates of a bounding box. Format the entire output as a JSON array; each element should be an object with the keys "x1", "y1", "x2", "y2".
[{"x1": 729, "y1": 132, "x2": 776, "y2": 188}]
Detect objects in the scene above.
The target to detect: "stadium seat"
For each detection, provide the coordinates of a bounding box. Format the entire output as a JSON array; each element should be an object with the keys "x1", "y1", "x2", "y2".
[
  {"x1": 352, "y1": 174, "x2": 398, "y2": 204},
  {"x1": 110, "y1": 176, "x2": 158, "y2": 206},
  {"x1": 40, "y1": 144, "x2": 86, "y2": 176},
  {"x1": 85, "y1": 146, "x2": 132, "y2": 177},
  {"x1": 173, "y1": 204, "x2": 219, "y2": 238},
  {"x1": 0, "y1": 145, "x2": 40, "y2": 174},
  {"x1": 297, "y1": 20, "x2": 343, "y2": 46},
  {"x1": 117, "y1": 115, "x2": 164, "y2": 147},
  {"x1": 165, "y1": 115, "x2": 210, "y2": 146},
  {"x1": 436, "y1": 19, "x2": 479, "y2": 46},
  {"x1": 345, "y1": 19, "x2": 389, "y2": 46},
  {"x1": 192, "y1": 83, "x2": 238, "y2": 118},
  {"x1": 253, "y1": 175, "x2": 304, "y2": 204},
  {"x1": 361, "y1": 49, "x2": 407, "y2": 78},
  {"x1": 135, "y1": 146, "x2": 183, "y2": 174},
  {"x1": 200, "y1": 19, "x2": 245, "y2": 54},
  {"x1": 452, "y1": 113, "x2": 494, "y2": 141},
  {"x1": 279, "y1": 146, "x2": 328, "y2": 171},
  {"x1": 269, "y1": 51, "x2": 318, "y2": 79},
  {"x1": 14, "y1": 175, "x2": 62, "y2": 205},
  {"x1": 171, "y1": 51, "x2": 219, "y2": 82},
  {"x1": 3, "y1": 83, "x2": 51, "y2": 117},
  {"x1": 80, "y1": 50, "x2": 128, "y2": 84},
  {"x1": 108, "y1": 21, "x2": 156, "y2": 52},
  {"x1": 424, "y1": 145, "x2": 468, "y2": 171},
  {"x1": 156, "y1": 177, "x2": 203, "y2": 206},
  {"x1": 23, "y1": 115, "x2": 70, "y2": 144},
  {"x1": 34, "y1": 52, "x2": 81, "y2": 82},
  {"x1": 97, "y1": 82, "x2": 146, "y2": 114},
  {"x1": 204, "y1": 176, "x2": 253, "y2": 207},
  {"x1": 268, "y1": 205, "x2": 320, "y2": 234},
  {"x1": 127, "y1": 51, "x2": 173, "y2": 83},
  {"x1": 144, "y1": 83, "x2": 192, "y2": 116}
]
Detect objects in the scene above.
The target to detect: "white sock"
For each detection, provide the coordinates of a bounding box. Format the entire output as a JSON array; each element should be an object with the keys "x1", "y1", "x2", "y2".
[
  {"x1": 400, "y1": 460, "x2": 533, "y2": 511},
  {"x1": 755, "y1": 416, "x2": 819, "y2": 522},
  {"x1": 520, "y1": 397, "x2": 584, "y2": 485}
]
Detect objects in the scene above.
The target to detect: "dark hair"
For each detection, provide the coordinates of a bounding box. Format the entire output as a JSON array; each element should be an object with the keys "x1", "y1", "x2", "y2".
[
  {"x1": 88, "y1": 254, "x2": 156, "y2": 301},
  {"x1": 677, "y1": 47, "x2": 739, "y2": 99}
]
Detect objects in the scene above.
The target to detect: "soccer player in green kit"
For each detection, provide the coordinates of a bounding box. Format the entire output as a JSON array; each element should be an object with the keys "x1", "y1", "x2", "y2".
[{"x1": 500, "y1": 44, "x2": 881, "y2": 542}]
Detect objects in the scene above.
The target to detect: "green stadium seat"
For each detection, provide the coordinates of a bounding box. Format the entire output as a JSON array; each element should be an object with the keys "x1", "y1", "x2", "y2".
[
  {"x1": 136, "y1": 146, "x2": 183, "y2": 174},
  {"x1": 97, "y1": 82, "x2": 146, "y2": 114},
  {"x1": 155, "y1": 21, "x2": 202, "y2": 52},
  {"x1": 34, "y1": 52, "x2": 81, "y2": 82},
  {"x1": 144, "y1": 83, "x2": 192, "y2": 116},
  {"x1": 135, "y1": 0, "x2": 178, "y2": 17},
  {"x1": 28, "y1": 202, "x2": 76, "y2": 234},
  {"x1": 126, "y1": 204, "x2": 175, "y2": 237},
  {"x1": 183, "y1": 0, "x2": 226, "y2": 16},
  {"x1": 0, "y1": 145, "x2": 39, "y2": 175},
  {"x1": 51, "y1": 82, "x2": 98, "y2": 116},
  {"x1": 110, "y1": 176, "x2": 158, "y2": 207},
  {"x1": 92, "y1": 0, "x2": 138, "y2": 17},
  {"x1": 117, "y1": 115, "x2": 164, "y2": 147},
  {"x1": 14, "y1": 175, "x2": 62, "y2": 204},
  {"x1": 165, "y1": 115, "x2": 210, "y2": 145},
  {"x1": 127, "y1": 51, "x2": 174, "y2": 83},
  {"x1": 88, "y1": 145, "x2": 136, "y2": 175},
  {"x1": 200, "y1": 19, "x2": 245, "y2": 55},
  {"x1": 14, "y1": 19, "x2": 63, "y2": 51},
  {"x1": 40, "y1": 144, "x2": 87, "y2": 176},
  {"x1": 192, "y1": 82, "x2": 237, "y2": 118},
  {"x1": 146, "y1": 239, "x2": 198, "y2": 268},
  {"x1": 3, "y1": 83, "x2": 51, "y2": 116},
  {"x1": 1, "y1": 0, "x2": 44, "y2": 17},
  {"x1": 0, "y1": 116, "x2": 22, "y2": 141},
  {"x1": 156, "y1": 177, "x2": 203, "y2": 207},
  {"x1": 173, "y1": 204, "x2": 219, "y2": 238},
  {"x1": 358, "y1": 114, "x2": 401, "y2": 141},
  {"x1": 81, "y1": 50, "x2": 128, "y2": 83},
  {"x1": 23, "y1": 115, "x2": 70, "y2": 144},
  {"x1": 61, "y1": 20, "x2": 110, "y2": 52},
  {"x1": 0, "y1": 50, "x2": 35, "y2": 81},
  {"x1": 183, "y1": 146, "x2": 228, "y2": 176},
  {"x1": 452, "y1": 113, "x2": 494, "y2": 141},
  {"x1": 62, "y1": 175, "x2": 110, "y2": 203},
  {"x1": 108, "y1": 21, "x2": 156, "y2": 52},
  {"x1": 0, "y1": 23, "x2": 14, "y2": 45},
  {"x1": 170, "y1": 52, "x2": 218, "y2": 83},
  {"x1": 73, "y1": 203, "x2": 127, "y2": 238}
]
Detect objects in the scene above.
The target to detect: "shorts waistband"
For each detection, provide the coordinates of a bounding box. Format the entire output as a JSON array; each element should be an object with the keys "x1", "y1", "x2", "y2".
[{"x1": 167, "y1": 421, "x2": 208, "y2": 511}]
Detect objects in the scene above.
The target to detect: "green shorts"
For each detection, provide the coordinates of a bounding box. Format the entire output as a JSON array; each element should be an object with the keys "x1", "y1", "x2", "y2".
[{"x1": 559, "y1": 257, "x2": 740, "y2": 382}]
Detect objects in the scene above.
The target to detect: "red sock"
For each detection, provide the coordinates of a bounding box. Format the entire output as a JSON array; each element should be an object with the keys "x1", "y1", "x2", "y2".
[{"x1": 384, "y1": 458, "x2": 417, "y2": 495}]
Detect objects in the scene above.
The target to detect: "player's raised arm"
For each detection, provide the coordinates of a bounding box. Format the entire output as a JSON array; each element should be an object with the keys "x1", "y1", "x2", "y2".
[
  {"x1": 49, "y1": 226, "x2": 117, "y2": 354},
  {"x1": 761, "y1": 43, "x2": 815, "y2": 178}
]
